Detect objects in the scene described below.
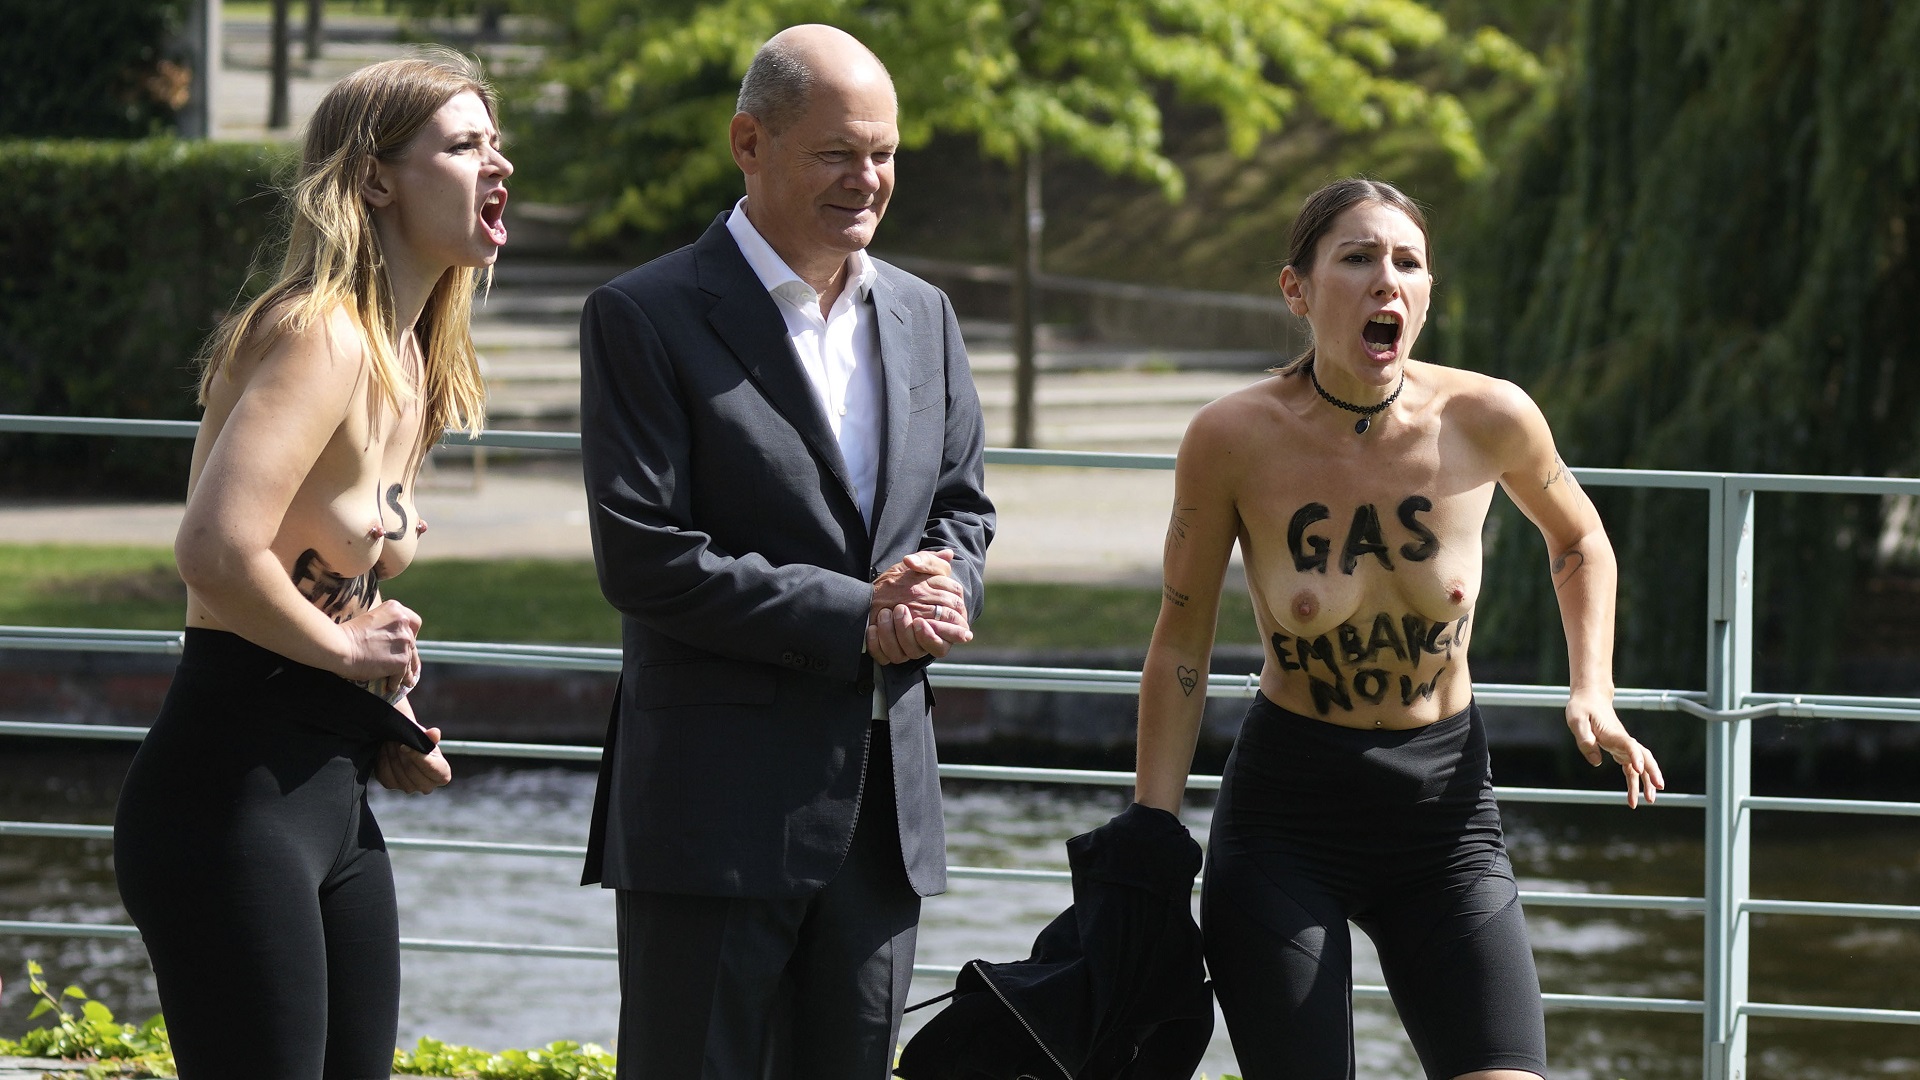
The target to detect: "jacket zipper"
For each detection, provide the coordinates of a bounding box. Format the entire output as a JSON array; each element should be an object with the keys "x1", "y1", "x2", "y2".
[{"x1": 968, "y1": 959, "x2": 1074, "y2": 1080}]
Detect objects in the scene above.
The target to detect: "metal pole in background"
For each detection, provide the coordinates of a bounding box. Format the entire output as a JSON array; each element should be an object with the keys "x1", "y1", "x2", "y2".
[
  {"x1": 1702, "y1": 479, "x2": 1754, "y2": 1079},
  {"x1": 304, "y1": 0, "x2": 325, "y2": 62},
  {"x1": 178, "y1": 0, "x2": 221, "y2": 139},
  {"x1": 1010, "y1": 147, "x2": 1043, "y2": 449},
  {"x1": 268, "y1": 0, "x2": 291, "y2": 129}
]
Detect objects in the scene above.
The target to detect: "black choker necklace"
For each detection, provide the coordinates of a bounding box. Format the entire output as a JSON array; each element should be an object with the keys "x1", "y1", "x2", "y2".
[{"x1": 1307, "y1": 359, "x2": 1404, "y2": 434}]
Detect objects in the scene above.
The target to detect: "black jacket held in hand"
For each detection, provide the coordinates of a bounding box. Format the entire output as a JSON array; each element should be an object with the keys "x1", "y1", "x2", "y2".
[{"x1": 896, "y1": 803, "x2": 1213, "y2": 1079}]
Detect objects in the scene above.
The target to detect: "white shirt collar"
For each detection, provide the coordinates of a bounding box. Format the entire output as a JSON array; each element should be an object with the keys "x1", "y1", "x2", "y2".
[{"x1": 726, "y1": 197, "x2": 876, "y2": 306}]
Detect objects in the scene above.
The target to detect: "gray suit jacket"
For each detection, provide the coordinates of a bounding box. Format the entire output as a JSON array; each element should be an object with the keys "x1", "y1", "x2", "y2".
[{"x1": 578, "y1": 213, "x2": 994, "y2": 899}]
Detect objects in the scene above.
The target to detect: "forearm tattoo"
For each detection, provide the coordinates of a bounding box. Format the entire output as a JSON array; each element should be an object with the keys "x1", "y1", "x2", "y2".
[{"x1": 1551, "y1": 548, "x2": 1586, "y2": 590}]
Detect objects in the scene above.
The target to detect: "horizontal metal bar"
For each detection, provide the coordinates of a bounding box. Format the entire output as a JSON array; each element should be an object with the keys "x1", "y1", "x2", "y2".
[
  {"x1": 983, "y1": 447, "x2": 1175, "y2": 470},
  {"x1": 1496, "y1": 786, "x2": 1707, "y2": 809},
  {"x1": 436, "y1": 738, "x2": 603, "y2": 762},
  {"x1": 0, "y1": 821, "x2": 112, "y2": 840},
  {"x1": 1519, "y1": 890, "x2": 1705, "y2": 912},
  {"x1": 0, "y1": 414, "x2": 198, "y2": 439},
  {"x1": 1735, "y1": 473, "x2": 1920, "y2": 497},
  {"x1": 1745, "y1": 796, "x2": 1920, "y2": 818},
  {"x1": 0, "y1": 626, "x2": 183, "y2": 655},
  {"x1": 1571, "y1": 467, "x2": 1724, "y2": 491},
  {"x1": 396, "y1": 937, "x2": 614, "y2": 961},
  {"x1": 1744, "y1": 899, "x2": 1920, "y2": 921},
  {"x1": 1740, "y1": 1001, "x2": 1920, "y2": 1026},
  {"x1": 438, "y1": 429, "x2": 582, "y2": 451},
  {"x1": 0, "y1": 825, "x2": 1719, "y2": 916},
  {"x1": 0, "y1": 919, "x2": 140, "y2": 940},
  {"x1": 948, "y1": 865, "x2": 1072, "y2": 885},
  {"x1": 0, "y1": 918, "x2": 619, "y2": 962},
  {"x1": 386, "y1": 836, "x2": 588, "y2": 859},
  {"x1": 0, "y1": 720, "x2": 148, "y2": 742}
]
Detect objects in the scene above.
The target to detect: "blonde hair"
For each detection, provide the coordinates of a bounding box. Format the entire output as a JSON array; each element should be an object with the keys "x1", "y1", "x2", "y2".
[{"x1": 200, "y1": 48, "x2": 494, "y2": 465}]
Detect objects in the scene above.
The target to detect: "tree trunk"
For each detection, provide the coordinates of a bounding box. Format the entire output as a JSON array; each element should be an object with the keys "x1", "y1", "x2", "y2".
[
  {"x1": 304, "y1": 0, "x2": 324, "y2": 62},
  {"x1": 1010, "y1": 149, "x2": 1043, "y2": 449},
  {"x1": 268, "y1": 0, "x2": 291, "y2": 129}
]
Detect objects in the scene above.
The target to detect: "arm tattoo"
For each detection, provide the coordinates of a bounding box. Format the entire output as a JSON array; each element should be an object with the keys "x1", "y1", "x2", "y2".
[
  {"x1": 1163, "y1": 584, "x2": 1191, "y2": 608},
  {"x1": 1164, "y1": 506, "x2": 1196, "y2": 556},
  {"x1": 1551, "y1": 549, "x2": 1586, "y2": 590},
  {"x1": 1544, "y1": 454, "x2": 1567, "y2": 490},
  {"x1": 1176, "y1": 664, "x2": 1200, "y2": 696}
]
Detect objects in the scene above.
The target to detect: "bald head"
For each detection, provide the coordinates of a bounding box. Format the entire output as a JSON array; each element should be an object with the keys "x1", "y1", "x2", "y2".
[{"x1": 736, "y1": 24, "x2": 894, "y2": 136}]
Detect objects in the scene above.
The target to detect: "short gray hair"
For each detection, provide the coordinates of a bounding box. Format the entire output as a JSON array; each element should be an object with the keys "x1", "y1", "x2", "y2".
[{"x1": 736, "y1": 40, "x2": 813, "y2": 136}]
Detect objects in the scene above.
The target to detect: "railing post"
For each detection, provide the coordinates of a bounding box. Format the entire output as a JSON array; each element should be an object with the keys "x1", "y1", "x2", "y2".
[{"x1": 1702, "y1": 479, "x2": 1753, "y2": 1079}]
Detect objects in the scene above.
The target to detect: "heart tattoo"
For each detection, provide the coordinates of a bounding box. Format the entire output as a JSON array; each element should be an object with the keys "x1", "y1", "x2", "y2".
[{"x1": 1177, "y1": 665, "x2": 1199, "y2": 697}]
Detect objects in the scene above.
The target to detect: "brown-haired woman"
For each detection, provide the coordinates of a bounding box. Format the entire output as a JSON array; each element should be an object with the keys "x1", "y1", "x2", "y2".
[
  {"x1": 113, "y1": 49, "x2": 510, "y2": 1078},
  {"x1": 1134, "y1": 178, "x2": 1662, "y2": 1079}
]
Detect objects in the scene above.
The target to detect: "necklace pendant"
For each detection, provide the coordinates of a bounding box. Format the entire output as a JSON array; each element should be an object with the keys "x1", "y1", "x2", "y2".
[{"x1": 1354, "y1": 417, "x2": 1370, "y2": 435}]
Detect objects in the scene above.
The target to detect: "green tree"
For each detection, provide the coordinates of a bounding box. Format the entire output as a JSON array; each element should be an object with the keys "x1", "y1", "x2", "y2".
[
  {"x1": 1447, "y1": 0, "x2": 1920, "y2": 693},
  {"x1": 510, "y1": 0, "x2": 1538, "y2": 443}
]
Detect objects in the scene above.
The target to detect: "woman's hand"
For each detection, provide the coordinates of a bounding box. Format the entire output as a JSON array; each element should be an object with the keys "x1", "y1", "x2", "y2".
[
  {"x1": 1566, "y1": 690, "x2": 1664, "y2": 808},
  {"x1": 373, "y1": 724, "x2": 452, "y2": 795},
  {"x1": 337, "y1": 599, "x2": 421, "y2": 684}
]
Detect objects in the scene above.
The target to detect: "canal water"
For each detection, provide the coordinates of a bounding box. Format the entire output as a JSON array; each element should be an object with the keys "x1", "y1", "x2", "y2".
[{"x1": 3, "y1": 744, "x2": 1919, "y2": 1079}]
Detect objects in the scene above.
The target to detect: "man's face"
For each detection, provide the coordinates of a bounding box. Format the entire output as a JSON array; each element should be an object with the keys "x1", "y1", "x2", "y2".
[{"x1": 737, "y1": 70, "x2": 898, "y2": 270}]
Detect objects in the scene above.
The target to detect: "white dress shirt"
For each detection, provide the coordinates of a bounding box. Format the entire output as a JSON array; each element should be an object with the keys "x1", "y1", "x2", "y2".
[{"x1": 726, "y1": 198, "x2": 885, "y2": 528}]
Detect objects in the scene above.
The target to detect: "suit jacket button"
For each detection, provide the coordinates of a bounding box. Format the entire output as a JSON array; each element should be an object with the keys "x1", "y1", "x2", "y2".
[{"x1": 782, "y1": 651, "x2": 796, "y2": 665}]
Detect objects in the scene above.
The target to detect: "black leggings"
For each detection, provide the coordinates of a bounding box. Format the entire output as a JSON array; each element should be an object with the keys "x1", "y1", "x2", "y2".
[
  {"x1": 1203, "y1": 694, "x2": 1547, "y2": 1080},
  {"x1": 114, "y1": 629, "x2": 432, "y2": 1080}
]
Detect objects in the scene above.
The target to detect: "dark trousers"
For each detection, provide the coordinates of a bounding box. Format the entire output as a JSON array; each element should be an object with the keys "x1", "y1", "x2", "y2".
[
  {"x1": 115, "y1": 630, "x2": 404, "y2": 1080},
  {"x1": 614, "y1": 722, "x2": 921, "y2": 1079}
]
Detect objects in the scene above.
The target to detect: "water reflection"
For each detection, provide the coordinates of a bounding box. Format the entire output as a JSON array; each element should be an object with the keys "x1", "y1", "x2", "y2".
[{"x1": 4, "y1": 747, "x2": 1920, "y2": 1078}]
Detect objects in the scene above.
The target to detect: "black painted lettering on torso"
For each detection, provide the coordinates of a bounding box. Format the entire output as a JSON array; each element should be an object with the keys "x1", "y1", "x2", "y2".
[
  {"x1": 1289, "y1": 496, "x2": 1439, "y2": 575},
  {"x1": 379, "y1": 482, "x2": 408, "y2": 541},
  {"x1": 1270, "y1": 611, "x2": 1469, "y2": 716},
  {"x1": 291, "y1": 549, "x2": 380, "y2": 622}
]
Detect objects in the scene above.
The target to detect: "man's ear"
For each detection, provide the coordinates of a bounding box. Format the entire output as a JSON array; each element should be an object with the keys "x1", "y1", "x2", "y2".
[
  {"x1": 729, "y1": 112, "x2": 764, "y2": 176},
  {"x1": 360, "y1": 159, "x2": 396, "y2": 208}
]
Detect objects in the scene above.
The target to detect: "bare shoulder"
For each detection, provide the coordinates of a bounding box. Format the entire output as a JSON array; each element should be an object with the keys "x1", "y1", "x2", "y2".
[
  {"x1": 1425, "y1": 364, "x2": 1549, "y2": 458},
  {"x1": 227, "y1": 302, "x2": 371, "y2": 397},
  {"x1": 1183, "y1": 375, "x2": 1286, "y2": 452}
]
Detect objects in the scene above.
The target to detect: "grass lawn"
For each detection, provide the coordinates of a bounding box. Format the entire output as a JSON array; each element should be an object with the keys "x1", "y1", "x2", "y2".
[{"x1": 0, "y1": 544, "x2": 1261, "y2": 652}]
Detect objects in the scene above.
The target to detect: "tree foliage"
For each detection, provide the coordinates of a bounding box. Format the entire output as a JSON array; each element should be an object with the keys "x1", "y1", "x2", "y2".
[
  {"x1": 1447, "y1": 0, "x2": 1920, "y2": 691},
  {"x1": 507, "y1": 0, "x2": 1538, "y2": 241},
  {"x1": 0, "y1": 0, "x2": 189, "y2": 138}
]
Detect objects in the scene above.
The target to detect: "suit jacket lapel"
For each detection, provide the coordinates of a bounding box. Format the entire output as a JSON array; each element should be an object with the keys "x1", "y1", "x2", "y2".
[
  {"x1": 869, "y1": 268, "x2": 915, "y2": 548},
  {"x1": 695, "y1": 220, "x2": 859, "y2": 510}
]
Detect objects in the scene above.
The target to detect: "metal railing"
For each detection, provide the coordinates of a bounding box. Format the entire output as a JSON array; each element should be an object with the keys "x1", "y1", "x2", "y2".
[{"x1": 6, "y1": 415, "x2": 1920, "y2": 1074}]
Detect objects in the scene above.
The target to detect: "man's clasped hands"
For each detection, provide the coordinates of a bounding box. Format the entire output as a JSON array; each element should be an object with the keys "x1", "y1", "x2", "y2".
[{"x1": 867, "y1": 549, "x2": 971, "y2": 663}]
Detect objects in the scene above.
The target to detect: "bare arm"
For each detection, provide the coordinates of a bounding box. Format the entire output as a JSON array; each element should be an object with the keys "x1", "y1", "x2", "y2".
[
  {"x1": 1135, "y1": 411, "x2": 1241, "y2": 815},
  {"x1": 1497, "y1": 386, "x2": 1664, "y2": 806},
  {"x1": 174, "y1": 314, "x2": 418, "y2": 683}
]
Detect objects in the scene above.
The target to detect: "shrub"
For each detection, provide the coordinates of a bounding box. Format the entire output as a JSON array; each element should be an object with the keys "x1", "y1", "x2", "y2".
[
  {"x1": 0, "y1": 0, "x2": 191, "y2": 138},
  {"x1": 0, "y1": 138, "x2": 291, "y2": 494}
]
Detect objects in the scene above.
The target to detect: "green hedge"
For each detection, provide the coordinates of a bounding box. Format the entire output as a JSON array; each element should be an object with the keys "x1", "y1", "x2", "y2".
[
  {"x1": 0, "y1": 138, "x2": 290, "y2": 494},
  {"x1": 0, "y1": 0, "x2": 189, "y2": 138}
]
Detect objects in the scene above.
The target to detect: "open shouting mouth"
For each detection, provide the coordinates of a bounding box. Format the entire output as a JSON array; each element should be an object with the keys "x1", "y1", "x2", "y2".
[
  {"x1": 480, "y1": 189, "x2": 508, "y2": 246},
  {"x1": 1362, "y1": 312, "x2": 1402, "y2": 360}
]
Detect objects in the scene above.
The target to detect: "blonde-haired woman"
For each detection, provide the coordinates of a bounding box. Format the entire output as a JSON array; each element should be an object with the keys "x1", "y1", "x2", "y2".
[{"x1": 114, "y1": 50, "x2": 510, "y2": 1078}]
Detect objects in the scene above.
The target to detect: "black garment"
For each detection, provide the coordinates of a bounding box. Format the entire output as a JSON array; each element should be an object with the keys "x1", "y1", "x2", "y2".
[
  {"x1": 1203, "y1": 694, "x2": 1547, "y2": 1080},
  {"x1": 114, "y1": 629, "x2": 434, "y2": 1080},
  {"x1": 895, "y1": 803, "x2": 1213, "y2": 1080},
  {"x1": 613, "y1": 720, "x2": 920, "y2": 1080}
]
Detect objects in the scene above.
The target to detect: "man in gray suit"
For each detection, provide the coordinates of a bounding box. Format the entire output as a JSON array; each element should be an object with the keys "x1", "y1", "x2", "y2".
[{"x1": 577, "y1": 23, "x2": 994, "y2": 1079}]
